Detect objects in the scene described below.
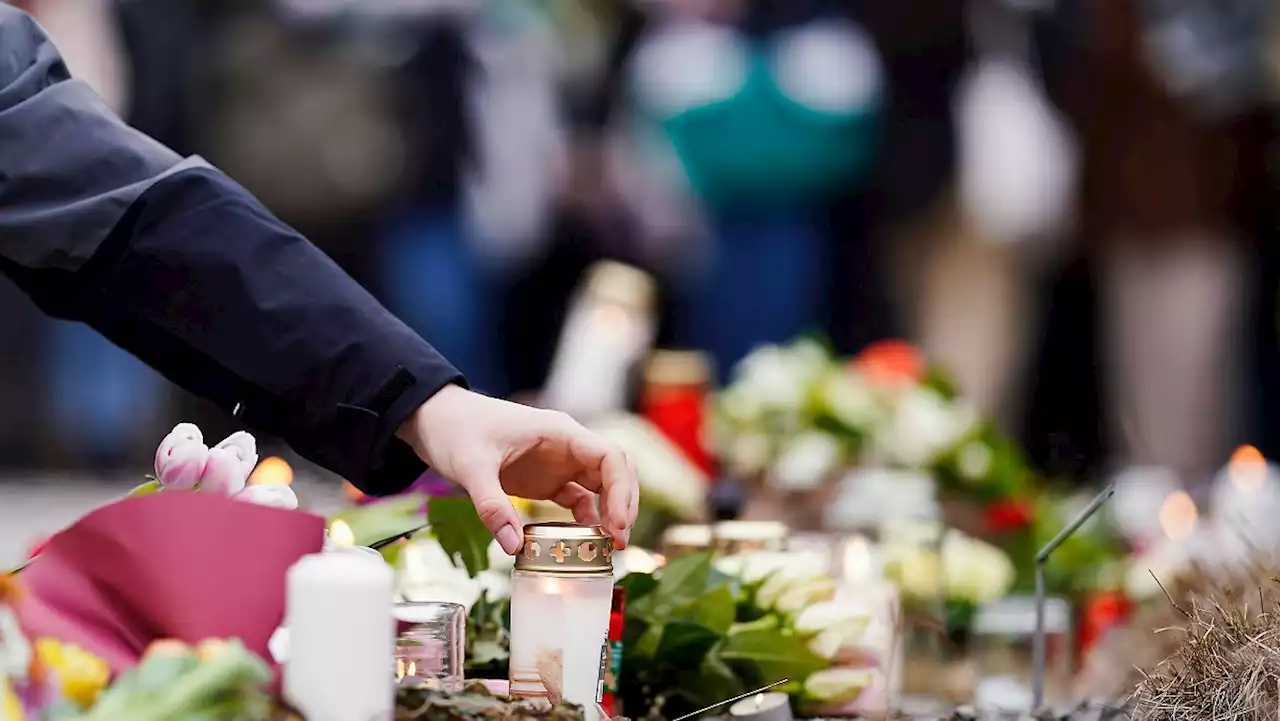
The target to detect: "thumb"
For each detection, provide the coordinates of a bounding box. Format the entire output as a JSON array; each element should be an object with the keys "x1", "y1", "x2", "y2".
[{"x1": 456, "y1": 463, "x2": 524, "y2": 555}]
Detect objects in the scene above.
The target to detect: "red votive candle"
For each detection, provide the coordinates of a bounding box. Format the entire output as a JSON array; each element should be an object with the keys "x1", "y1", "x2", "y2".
[
  {"x1": 602, "y1": 587, "x2": 627, "y2": 717},
  {"x1": 641, "y1": 351, "x2": 716, "y2": 477}
]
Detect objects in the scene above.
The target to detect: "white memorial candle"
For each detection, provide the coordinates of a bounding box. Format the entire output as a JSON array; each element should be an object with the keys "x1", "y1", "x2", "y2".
[
  {"x1": 285, "y1": 525, "x2": 395, "y2": 721},
  {"x1": 509, "y1": 524, "x2": 615, "y2": 721}
]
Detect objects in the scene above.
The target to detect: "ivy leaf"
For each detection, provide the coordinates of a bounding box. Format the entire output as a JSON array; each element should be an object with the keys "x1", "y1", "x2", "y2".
[
  {"x1": 655, "y1": 621, "x2": 720, "y2": 665},
  {"x1": 427, "y1": 497, "x2": 493, "y2": 577},
  {"x1": 672, "y1": 586, "x2": 735, "y2": 636},
  {"x1": 719, "y1": 625, "x2": 828, "y2": 683}
]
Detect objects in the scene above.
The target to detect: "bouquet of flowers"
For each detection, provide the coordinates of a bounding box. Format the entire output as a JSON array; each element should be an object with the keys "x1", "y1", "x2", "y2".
[{"x1": 712, "y1": 338, "x2": 1034, "y2": 504}]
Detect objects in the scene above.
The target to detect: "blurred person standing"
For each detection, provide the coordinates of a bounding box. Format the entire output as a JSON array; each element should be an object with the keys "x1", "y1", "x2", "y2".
[
  {"x1": 617, "y1": 0, "x2": 884, "y2": 380},
  {"x1": 1060, "y1": 0, "x2": 1274, "y2": 487}
]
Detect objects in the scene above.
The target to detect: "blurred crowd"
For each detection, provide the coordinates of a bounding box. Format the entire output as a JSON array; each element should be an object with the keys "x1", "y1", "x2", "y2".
[{"x1": 2, "y1": 0, "x2": 1278, "y2": 491}]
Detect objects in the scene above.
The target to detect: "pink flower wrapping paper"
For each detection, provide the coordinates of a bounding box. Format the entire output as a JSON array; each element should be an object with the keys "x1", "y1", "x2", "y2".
[{"x1": 12, "y1": 492, "x2": 324, "y2": 676}]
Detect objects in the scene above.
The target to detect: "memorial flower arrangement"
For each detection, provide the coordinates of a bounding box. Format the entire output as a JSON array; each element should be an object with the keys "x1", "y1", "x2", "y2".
[{"x1": 712, "y1": 338, "x2": 1034, "y2": 504}]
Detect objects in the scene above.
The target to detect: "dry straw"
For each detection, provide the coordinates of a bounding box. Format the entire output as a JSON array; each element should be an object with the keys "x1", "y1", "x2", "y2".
[{"x1": 1129, "y1": 563, "x2": 1280, "y2": 721}]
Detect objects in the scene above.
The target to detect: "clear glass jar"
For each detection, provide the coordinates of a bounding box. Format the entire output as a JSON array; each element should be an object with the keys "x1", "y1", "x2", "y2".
[
  {"x1": 827, "y1": 469, "x2": 947, "y2": 715},
  {"x1": 970, "y1": 596, "x2": 1072, "y2": 714},
  {"x1": 393, "y1": 601, "x2": 466, "y2": 692},
  {"x1": 509, "y1": 523, "x2": 615, "y2": 721}
]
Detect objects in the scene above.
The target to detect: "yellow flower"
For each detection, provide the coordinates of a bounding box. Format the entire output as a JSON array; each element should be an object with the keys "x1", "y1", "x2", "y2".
[
  {"x1": 35, "y1": 638, "x2": 109, "y2": 709},
  {"x1": 3, "y1": 677, "x2": 23, "y2": 721}
]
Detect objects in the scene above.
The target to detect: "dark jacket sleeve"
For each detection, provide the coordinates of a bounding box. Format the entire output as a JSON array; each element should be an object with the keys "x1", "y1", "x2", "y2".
[{"x1": 0, "y1": 6, "x2": 463, "y2": 495}]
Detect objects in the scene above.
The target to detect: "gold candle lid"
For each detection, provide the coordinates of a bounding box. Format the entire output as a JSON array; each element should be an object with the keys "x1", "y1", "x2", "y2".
[
  {"x1": 515, "y1": 522, "x2": 614, "y2": 574},
  {"x1": 712, "y1": 521, "x2": 789, "y2": 555},
  {"x1": 660, "y1": 524, "x2": 712, "y2": 558}
]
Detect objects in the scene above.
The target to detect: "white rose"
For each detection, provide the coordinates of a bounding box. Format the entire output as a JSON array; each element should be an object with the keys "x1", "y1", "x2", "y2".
[
  {"x1": 942, "y1": 532, "x2": 1015, "y2": 604},
  {"x1": 487, "y1": 539, "x2": 516, "y2": 572},
  {"x1": 399, "y1": 540, "x2": 485, "y2": 611},
  {"x1": 956, "y1": 442, "x2": 993, "y2": 481},
  {"x1": 819, "y1": 371, "x2": 878, "y2": 430},
  {"x1": 770, "y1": 431, "x2": 843, "y2": 490},
  {"x1": 734, "y1": 345, "x2": 810, "y2": 412},
  {"x1": 888, "y1": 547, "x2": 943, "y2": 600},
  {"x1": 235, "y1": 484, "x2": 299, "y2": 510},
  {"x1": 873, "y1": 389, "x2": 976, "y2": 468},
  {"x1": 720, "y1": 385, "x2": 765, "y2": 425},
  {"x1": 728, "y1": 432, "x2": 773, "y2": 476},
  {"x1": 477, "y1": 569, "x2": 513, "y2": 601}
]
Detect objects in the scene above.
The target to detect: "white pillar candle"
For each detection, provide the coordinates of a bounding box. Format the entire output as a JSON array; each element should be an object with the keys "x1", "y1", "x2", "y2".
[
  {"x1": 284, "y1": 552, "x2": 395, "y2": 721},
  {"x1": 542, "y1": 261, "x2": 656, "y2": 419}
]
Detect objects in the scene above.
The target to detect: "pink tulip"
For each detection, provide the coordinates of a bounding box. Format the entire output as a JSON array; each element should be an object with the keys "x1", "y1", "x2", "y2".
[
  {"x1": 199, "y1": 447, "x2": 254, "y2": 496},
  {"x1": 236, "y1": 485, "x2": 299, "y2": 510},
  {"x1": 154, "y1": 423, "x2": 209, "y2": 490}
]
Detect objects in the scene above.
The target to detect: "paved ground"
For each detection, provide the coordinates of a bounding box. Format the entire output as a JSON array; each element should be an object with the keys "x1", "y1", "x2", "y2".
[{"x1": 0, "y1": 475, "x2": 349, "y2": 569}]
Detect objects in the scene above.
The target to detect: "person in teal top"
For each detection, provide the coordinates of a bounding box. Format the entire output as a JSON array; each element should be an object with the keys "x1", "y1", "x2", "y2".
[{"x1": 626, "y1": 8, "x2": 884, "y2": 378}]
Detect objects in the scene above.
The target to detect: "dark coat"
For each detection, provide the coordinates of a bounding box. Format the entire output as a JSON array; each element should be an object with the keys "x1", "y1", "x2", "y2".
[{"x1": 0, "y1": 6, "x2": 463, "y2": 494}]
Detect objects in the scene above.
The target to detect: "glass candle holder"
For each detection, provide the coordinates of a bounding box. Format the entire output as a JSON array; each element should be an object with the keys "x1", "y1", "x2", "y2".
[
  {"x1": 711, "y1": 520, "x2": 789, "y2": 556},
  {"x1": 394, "y1": 601, "x2": 466, "y2": 692},
  {"x1": 971, "y1": 596, "x2": 1073, "y2": 713},
  {"x1": 509, "y1": 523, "x2": 615, "y2": 721}
]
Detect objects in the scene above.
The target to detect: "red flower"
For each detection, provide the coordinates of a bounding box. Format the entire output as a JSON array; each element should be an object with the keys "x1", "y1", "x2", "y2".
[
  {"x1": 984, "y1": 499, "x2": 1034, "y2": 532},
  {"x1": 851, "y1": 340, "x2": 926, "y2": 386}
]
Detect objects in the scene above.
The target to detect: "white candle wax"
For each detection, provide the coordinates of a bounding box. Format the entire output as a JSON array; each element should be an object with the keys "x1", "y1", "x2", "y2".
[
  {"x1": 728, "y1": 692, "x2": 793, "y2": 721},
  {"x1": 284, "y1": 552, "x2": 395, "y2": 721},
  {"x1": 509, "y1": 573, "x2": 612, "y2": 720}
]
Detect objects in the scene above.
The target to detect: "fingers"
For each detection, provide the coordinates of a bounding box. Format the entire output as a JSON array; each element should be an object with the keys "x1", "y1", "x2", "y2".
[
  {"x1": 454, "y1": 458, "x2": 524, "y2": 555},
  {"x1": 549, "y1": 418, "x2": 636, "y2": 548},
  {"x1": 551, "y1": 481, "x2": 601, "y2": 525}
]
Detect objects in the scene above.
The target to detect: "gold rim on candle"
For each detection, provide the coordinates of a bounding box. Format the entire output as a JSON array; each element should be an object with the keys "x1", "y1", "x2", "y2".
[{"x1": 514, "y1": 523, "x2": 614, "y2": 574}]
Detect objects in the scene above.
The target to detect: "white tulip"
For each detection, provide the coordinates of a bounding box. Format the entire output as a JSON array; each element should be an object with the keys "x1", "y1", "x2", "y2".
[
  {"x1": 236, "y1": 484, "x2": 299, "y2": 510},
  {"x1": 398, "y1": 539, "x2": 485, "y2": 610},
  {"x1": 771, "y1": 431, "x2": 843, "y2": 490},
  {"x1": 775, "y1": 577, "x2": 837, "y2": 614},
  {"x1": 794, "y1": 601, "x2": 872, "y2": 659},
  {"x1": 803, "y1": 668, "x2": 876, "y2": 705}
]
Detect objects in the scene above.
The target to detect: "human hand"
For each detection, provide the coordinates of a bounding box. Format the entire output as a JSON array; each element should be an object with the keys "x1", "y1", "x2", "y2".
[{"x1": 397, "y1": 385, "x2": 639, "y2": 554}]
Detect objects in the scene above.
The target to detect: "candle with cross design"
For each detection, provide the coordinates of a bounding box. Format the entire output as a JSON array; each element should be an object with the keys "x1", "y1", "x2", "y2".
[{"x1": 509, "y1": 523, "x2": 615, "y2": 721}]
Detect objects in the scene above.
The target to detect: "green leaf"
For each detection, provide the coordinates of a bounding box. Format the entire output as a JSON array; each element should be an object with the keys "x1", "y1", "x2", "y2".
[
  {"x1": 618, "y1": 572, "x2": 659, "y2": 602},
  {"x1": 655, "y1": 621, "x2": 721, "y2": 664},
  {"x1": 729, "y1": 615, "x2": 780, "y2": 635},
  {"x1": 719, "y1": 625, "x2": 828, "y2": 683},
  {"x1": 427, "y1": 497, "x2": 493, "y2": 577},
  {"x1": 672, "y1": 586, "x2": 735, "y2": 636},
  {"x1": 652, "y1": 552, "x2": 713, "y2": 609},
  {"x1": 631, "y1": 621, "x2": 663, "y2": 660},
  {"x1": 679, "y1": 655, "x2": 745, "y2": 706},
  {"x1": 128, "y1": 480, "x2": 162, "y2": 496},
  {"x1": 328, "y1": 494, "x2": 427, "y2": 548}
]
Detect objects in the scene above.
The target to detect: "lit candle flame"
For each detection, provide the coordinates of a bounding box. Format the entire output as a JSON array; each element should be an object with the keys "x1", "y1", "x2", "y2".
[
  {"x1": 842, "y1": 535, "x2": 873, "y2": 583},
  {"x1": 329, "y1": 520, "x2": 355, "y2": 548},
  {"x1": 248, "y1": 456, "x2": 293, "y2": 486},
  {"x1": 1228, "y1": 445, "x2": 1268, "y2": 491},
  {"x1": 1159, "y1": 490, "x2": 1198, "y2": 541}
]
